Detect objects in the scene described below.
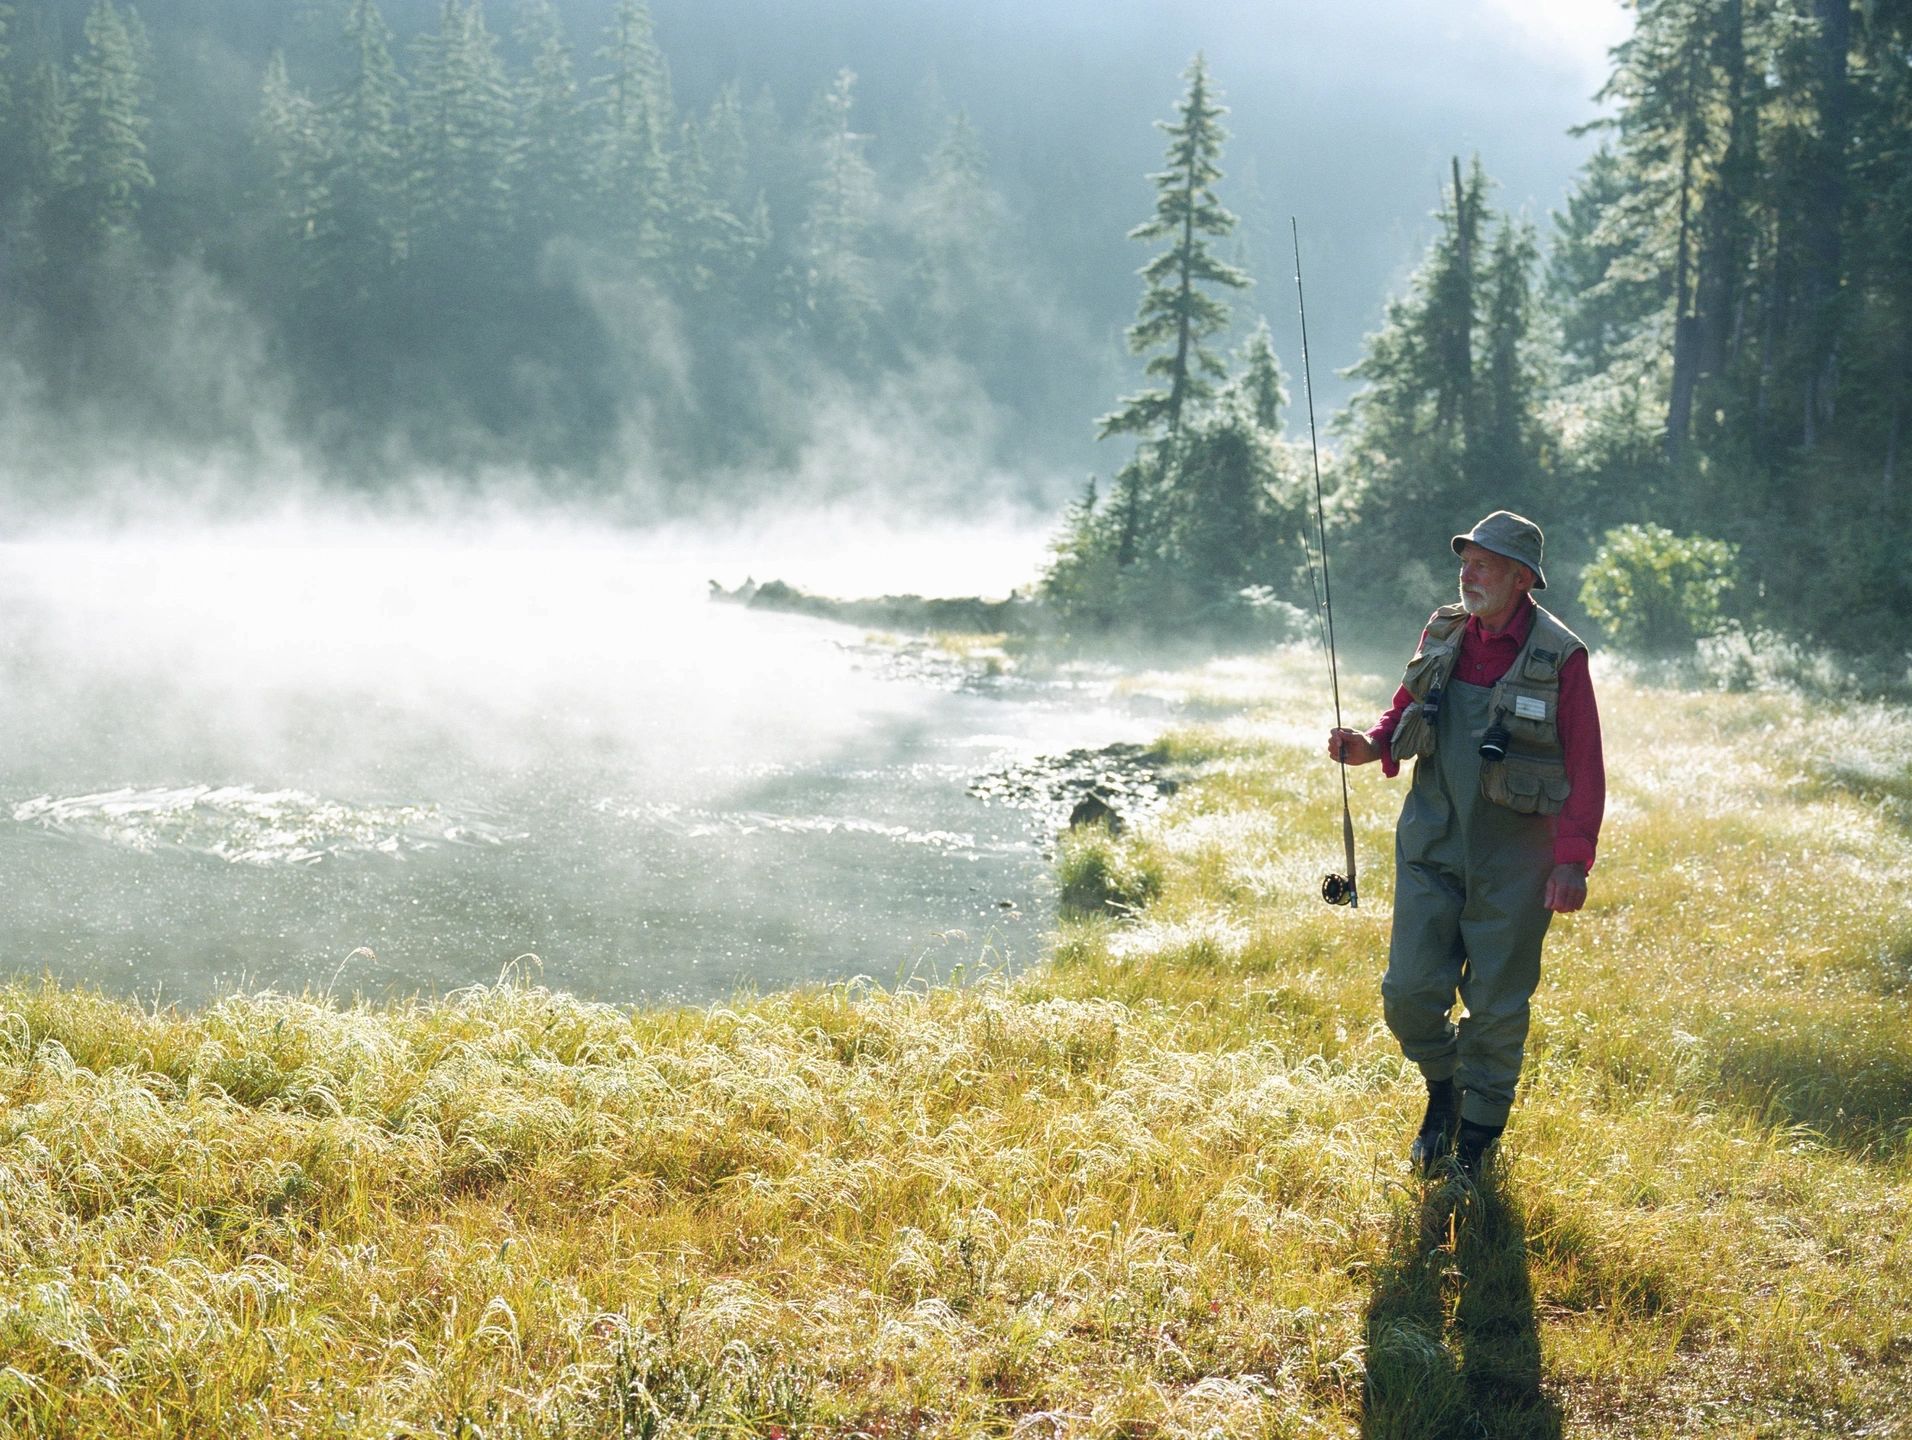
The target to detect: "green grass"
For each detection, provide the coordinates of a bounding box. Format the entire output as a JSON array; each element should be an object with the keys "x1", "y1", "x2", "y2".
[{"x1": 1, "y1": 646, "x2": 1907, "y2": 1437}]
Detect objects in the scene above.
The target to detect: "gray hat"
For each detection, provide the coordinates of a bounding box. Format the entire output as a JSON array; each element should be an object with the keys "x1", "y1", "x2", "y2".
[{"x1": 1452, "y1": 510, "x2": 1547, "y2": 590}]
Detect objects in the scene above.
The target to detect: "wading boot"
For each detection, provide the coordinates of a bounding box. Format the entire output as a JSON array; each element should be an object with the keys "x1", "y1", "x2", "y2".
[
  {"x1": 1409, "y1": 1076, "x2": 1459, "y2": 1175},
  {"x1": 1455, "y1": 1120, "x2": 1503, "y2": 1186}
]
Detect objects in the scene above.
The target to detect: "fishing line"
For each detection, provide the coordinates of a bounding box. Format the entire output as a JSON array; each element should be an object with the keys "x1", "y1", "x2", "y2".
[{"x1": 1291, "y1": 218, "x2": 1358, "y2": 908}]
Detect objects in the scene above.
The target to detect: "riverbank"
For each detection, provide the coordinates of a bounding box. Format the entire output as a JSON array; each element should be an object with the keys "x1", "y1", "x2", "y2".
[{"x1": 2, "y1": 646, "x2": 1908, "y2": 1437}]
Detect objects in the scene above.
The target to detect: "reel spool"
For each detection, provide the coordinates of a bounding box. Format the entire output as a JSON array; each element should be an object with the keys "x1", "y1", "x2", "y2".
[{"x1": 1321, "y1": 872, "x2": 1357, "y2": 907}]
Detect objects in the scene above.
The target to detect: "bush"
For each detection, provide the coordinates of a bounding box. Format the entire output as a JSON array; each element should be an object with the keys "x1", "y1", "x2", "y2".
[{"x1": 1578, "y1": 523, "x2": 1738, "y2": 655}]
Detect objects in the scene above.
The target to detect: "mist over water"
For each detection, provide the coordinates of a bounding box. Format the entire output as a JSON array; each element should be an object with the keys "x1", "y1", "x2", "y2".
[{"x1": 1, "y1": 511, "x2": 1151, "y2": 1007}]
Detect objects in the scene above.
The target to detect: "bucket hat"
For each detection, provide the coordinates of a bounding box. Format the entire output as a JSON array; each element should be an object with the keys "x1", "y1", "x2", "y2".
[{"x1": 1452, "y1": 510, "x2": 1546, "y2": 590}]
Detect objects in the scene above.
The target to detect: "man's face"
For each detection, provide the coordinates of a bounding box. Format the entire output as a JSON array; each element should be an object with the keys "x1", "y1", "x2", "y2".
[{"x1": 1457, "y1": 542, "x2": 1532, "y2": 620}]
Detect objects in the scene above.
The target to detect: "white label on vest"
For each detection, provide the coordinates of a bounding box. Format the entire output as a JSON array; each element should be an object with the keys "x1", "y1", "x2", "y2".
[{"x1": 1514, "y1": 695, "x2": 1548, "y2": 720}]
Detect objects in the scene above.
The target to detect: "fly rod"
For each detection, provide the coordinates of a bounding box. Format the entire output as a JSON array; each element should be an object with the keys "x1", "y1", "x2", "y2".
[{"x1": 1292, "y1": 217, "x2": 1358, "y2": 908}]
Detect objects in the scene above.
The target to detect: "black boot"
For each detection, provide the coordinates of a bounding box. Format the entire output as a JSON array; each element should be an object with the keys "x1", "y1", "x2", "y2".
[
  {"x1": 1455, "y1": 1119, "x2": 1503, "y2": 1184},
  {"x1": 1408, "y1": 1076, "x2": 1458, "y2": 1175}
]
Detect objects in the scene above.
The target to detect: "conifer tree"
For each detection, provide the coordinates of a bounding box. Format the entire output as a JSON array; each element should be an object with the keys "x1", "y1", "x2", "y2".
[
  {"x1": 322, "y1": 0, "x2": 408, "y2": 290},
  {"x1": 1476, "y1": 217, "x2": 1543, "y2": 496},
  {"x1": 1099, "y1": 54, "x2": 1250, "y2": 440},
  {"x1": 590, "y1": 0, "x2": 673, "y2": 265},
  {"x1": 1337, "y1": 158, "x2": 1536, "y2": 574},
  {"x1": 1229, "y1": 319, "x2": 1286, "y2": 433},
  {"x1": 667, "y1": 115, "x2": 760, "y2": 295},
  {"x1": 699, "y1": 83, "x2": 750, "y2": 214},
  {"x1": 1422, "y1": 156, "x2": 1489, "y2": 453},
  {"x1": 1547, "y1": 144, "x2": 1660, "y2": 378},
  {"x1": 796, "y1": 68, "x2": 879, "y2": 358},
  {"x1": 14, "y1": 60, "x2": 79, "y2": 274},
  {"x1": 408, "y1": 0, "x2": 518, "y2": 267},
  {"x1": 511, "y1": 0, "x2": 588, "y2": 247},
  {"x1": 68, "y1": 0, "x2": 153, "y2": 242},
  {"x1": 1589, "y1": 0, "x2": 1780, "y2": 457},
  {"x1": 256, "y1": 52, "x2": 328, "y2": 266},
  {"x1": 905, "y1": 110, "x2": 1004, "y2": 351}
]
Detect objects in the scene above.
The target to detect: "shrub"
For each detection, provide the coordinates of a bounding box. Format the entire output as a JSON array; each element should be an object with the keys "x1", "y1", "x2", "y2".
[{"x1": 1578, "y1": 522, "x2": 1738, "y2": 655}]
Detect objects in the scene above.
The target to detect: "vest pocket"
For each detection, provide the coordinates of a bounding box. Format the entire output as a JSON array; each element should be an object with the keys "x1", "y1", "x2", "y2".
[
  {"x1": 1498, "y1": 683, "x2": 1555, "y2": 745},
  {"x1": 1480, "y1": 751, "x2": 1572, "y2": 816},
  {"x1": 1390, "y1": 646, "x2": 1453, "y2": 762}
]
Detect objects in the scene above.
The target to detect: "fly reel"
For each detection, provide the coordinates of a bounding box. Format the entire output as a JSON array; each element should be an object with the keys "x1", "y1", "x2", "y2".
[{"x1": 1321, "y1": 872, "x2": 1357, "y2": 907}]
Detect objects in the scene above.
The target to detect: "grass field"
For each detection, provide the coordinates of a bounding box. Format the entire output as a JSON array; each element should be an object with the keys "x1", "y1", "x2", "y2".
[{"x1": 1, "y1": 647, "x2": 1907, "y2": 1438}]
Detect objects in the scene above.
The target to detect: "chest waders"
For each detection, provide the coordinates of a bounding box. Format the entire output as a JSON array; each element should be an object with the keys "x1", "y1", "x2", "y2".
[{"x1": 1381, "y1": 676, "x2": 1555, "y2": 1129}]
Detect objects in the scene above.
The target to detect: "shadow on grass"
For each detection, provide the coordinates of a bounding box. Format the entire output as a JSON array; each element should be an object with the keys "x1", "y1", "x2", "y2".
[{"x1": 1362, "y1": 1172, "x2": 1562, "y2": 1440}]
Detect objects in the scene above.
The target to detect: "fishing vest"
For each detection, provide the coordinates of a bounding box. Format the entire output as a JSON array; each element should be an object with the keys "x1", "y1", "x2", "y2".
[{"x1": 1389, "y1": 600, "x2": 1587, "y2": 818}]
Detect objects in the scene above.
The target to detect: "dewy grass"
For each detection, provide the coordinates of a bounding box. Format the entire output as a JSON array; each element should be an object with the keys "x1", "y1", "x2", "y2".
[{"x1": 1, "y1": 646, "x2": 1908, "y2": 1437}]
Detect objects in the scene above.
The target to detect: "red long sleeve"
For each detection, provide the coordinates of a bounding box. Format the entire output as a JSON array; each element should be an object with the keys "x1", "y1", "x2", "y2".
[{"x1": 1549, "y1": 648, "x2": 1604, "y2": 870}]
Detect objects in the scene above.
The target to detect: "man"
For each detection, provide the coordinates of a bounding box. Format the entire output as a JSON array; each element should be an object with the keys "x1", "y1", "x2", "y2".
[{"x1": 1327, "y1": 511, "x2": 1604, "y2": 1183}]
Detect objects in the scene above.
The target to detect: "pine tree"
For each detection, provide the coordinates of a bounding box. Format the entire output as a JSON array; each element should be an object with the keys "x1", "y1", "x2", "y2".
[
  {"x1": 1098, "y1": 54, "x2": 1250, "y2": 440},
  {"x1": 14, "y1": 60, "x2": 79, "y2": 275},
  {"x1": 1548, "y1": 144, "x2": 1660, "y2": 378},
  {"x1": 1229, "y1": 318, "x2": 1286, "y2": 433},
  {"x1": 904, "y1": 110, "x2": 1004, "y2": 351},
  {"x1": 667, "y1": 114, "x2": 760, "y2": 295},
  {"x1": 68, "y1": 0, "x2": 153, "y2": 242},
  {"x1": 795, "y1": 68, "x2": 879, "y2": 358},
  {"x1": 590, "y1": 0, "x2": 674, "y2": 265},
  {"x1": 699, "y1": 83, "x2": 750, "y2": 214},
  {"x1": 1423, "y1": 157, "x2": 1489, "y2": 453},
  {"x1": 1337, "y1": 158, "x2": 1539, "y2": 576},
  {"x1": 1039, "y1": 477, "x2": 1122, "y2": 634},
  {"x1": 511, "y1": 0, "x2": 588, "y2": 248},
  {"x1": 1163, "y1": 404, "x2": 1291, "y2": 608},
  {"x1": 1476, "y1": 217, "x2": 1544, "y2": 497},
  {"x1": 255, "y1": 52, "x2": 329, "y2": 263},
  {"x1": 322, "y1": 0, "x2": 408, "y2": 292},
  {"x1": 408, "y1": 0, "x2": 518, "y2": 268},
  {"x1": 1589, "y1": 0, "x2": 1783, "y2": 457}
]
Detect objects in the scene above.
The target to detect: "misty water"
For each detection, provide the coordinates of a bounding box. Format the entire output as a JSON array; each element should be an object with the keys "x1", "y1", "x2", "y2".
[{"x1": 1, "y1": 519, "x2": 1157, "y2": 1008}]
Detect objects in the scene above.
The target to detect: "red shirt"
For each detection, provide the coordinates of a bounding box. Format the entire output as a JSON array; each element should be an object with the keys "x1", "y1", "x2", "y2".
[{"x1": 1365, "y1": 596, "x2": 1605, "y2": 870}]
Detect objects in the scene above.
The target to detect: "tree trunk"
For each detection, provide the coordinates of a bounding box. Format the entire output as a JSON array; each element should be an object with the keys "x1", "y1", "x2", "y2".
[
  {"x1": 1693, "y1": 0, "x2": 1753, "y2": 434},
  {"x1": 1451, "y1": 156, "x2": 1477, "y2": 458},
  {"x1": 1799, "y1": 0, "x2": 1852, "y2": 449},
  {"x1": 1665, "y1": 103, "x2": 1699, "y2": 459}
]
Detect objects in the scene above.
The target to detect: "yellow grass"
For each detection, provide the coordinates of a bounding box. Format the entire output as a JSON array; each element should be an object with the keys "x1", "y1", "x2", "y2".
[{"x1": 1, "y1": 648, "x2": 1907, "y2": 1437}]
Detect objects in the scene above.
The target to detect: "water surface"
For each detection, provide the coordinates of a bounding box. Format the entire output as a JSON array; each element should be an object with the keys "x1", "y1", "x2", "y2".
[{"x1": 0, "y1": 521, "x2": 1153, "y2": 1006}]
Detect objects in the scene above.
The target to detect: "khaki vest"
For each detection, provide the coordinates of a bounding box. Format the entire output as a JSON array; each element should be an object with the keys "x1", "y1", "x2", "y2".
[{"x1": 1389, "y1": 601, "x2": 1587, "y2": 817}]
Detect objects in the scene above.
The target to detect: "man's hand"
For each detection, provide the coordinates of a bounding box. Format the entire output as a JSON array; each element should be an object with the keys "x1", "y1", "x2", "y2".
[
  {"x1": 1327, "y1": 727, "x2": 1379, "y2": 766},
  {"x1": 1544, "y1": 863, "x2": 1588, "y2": 913}
]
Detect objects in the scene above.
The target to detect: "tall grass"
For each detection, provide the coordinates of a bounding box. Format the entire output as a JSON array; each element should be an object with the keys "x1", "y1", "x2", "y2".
[{"x1": 0, "y1": 647, "x2": 1907, "y2": 1437}]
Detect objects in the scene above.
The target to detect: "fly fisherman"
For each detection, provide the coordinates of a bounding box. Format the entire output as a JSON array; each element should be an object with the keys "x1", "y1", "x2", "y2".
[{"x1": 1326, "y1": 511, "x2": 1605, "y2": 1183}]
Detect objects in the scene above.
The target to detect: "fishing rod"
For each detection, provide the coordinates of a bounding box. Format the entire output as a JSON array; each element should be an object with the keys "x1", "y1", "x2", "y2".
[{"x1": 1291, "y1": 217, "x2": 1358, "y2": 909}]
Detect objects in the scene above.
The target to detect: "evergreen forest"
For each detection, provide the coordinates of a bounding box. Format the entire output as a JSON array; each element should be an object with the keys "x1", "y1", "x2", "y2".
[{"x1": 1, "y1": 0, "x2": 1908, "y2": 659}]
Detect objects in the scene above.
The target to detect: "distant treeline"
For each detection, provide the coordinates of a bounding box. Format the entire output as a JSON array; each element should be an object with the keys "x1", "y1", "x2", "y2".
[
  {"x1": 0, "y1": 0, "x2": 1034, "y2": 478},
  {"x1": 1041, "y1": 4, "x2": 1912, "y2": 657}
]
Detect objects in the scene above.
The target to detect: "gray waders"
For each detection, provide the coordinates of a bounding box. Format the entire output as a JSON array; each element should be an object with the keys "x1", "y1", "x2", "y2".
[{"x1": 1383, "y1": 677, "x2": 1554, "y2": 1129}]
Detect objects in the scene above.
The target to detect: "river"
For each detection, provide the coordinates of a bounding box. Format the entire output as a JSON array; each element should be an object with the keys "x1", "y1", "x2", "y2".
[{"x1": 0, "y1": 517, "x2": 1159, "y2": 1007}]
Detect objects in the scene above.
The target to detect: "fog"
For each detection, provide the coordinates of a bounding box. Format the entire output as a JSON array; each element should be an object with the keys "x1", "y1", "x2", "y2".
[{"x1": 0, "y1": 510, "x2": 1170, "y2": 1005}]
